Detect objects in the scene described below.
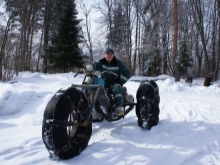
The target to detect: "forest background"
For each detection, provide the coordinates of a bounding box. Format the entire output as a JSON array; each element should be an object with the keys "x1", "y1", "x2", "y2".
[{"x1": 0, "y1": 0, "x2": 220, "y2": 82}]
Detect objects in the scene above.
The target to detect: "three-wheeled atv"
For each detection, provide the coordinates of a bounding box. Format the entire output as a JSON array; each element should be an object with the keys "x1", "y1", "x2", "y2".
[{"x1": 42, "y1": 64, "x2": 160, "y2": 160}]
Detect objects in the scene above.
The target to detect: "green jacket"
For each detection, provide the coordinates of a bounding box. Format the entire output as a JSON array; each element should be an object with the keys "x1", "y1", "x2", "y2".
[{"x1": 93, "y1": 57, "x2": 131, "y2": 87}]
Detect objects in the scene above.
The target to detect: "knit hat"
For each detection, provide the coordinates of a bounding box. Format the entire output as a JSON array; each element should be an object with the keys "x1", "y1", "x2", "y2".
[{"x1": 105, "y1": 48, "x2": 114, "y2": 54}]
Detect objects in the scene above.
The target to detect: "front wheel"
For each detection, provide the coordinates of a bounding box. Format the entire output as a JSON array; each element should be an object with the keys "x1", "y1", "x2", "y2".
[{"x1": 42, "y1": 87, "x2": 92, "y2": 160}]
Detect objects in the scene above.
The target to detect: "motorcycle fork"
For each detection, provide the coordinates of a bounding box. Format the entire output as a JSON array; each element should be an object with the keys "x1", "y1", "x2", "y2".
[{"x1": 72, "y1": 84, "x2": 102, "y2": 124}]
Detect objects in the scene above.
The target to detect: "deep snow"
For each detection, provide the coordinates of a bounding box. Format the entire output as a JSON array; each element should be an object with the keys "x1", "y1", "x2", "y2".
[{"x1": 0, "y1": 72, "x2": 220, "y2": 165}]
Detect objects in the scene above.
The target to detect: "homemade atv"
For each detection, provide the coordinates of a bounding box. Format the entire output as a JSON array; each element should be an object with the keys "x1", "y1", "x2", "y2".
[{"x1": 42, "y1": 64, "x2": 160, "y2": 160}]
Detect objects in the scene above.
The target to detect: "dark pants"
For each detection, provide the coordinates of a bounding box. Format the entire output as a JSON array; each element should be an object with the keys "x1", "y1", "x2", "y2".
[{"x1": 110, "y1": 83, "x2": 123, "y2": 107}]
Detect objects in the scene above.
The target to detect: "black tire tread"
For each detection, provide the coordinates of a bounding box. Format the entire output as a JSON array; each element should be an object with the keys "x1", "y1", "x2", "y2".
[{"x1": 42, "y1": 87, "x2": 92, "y2": 160}]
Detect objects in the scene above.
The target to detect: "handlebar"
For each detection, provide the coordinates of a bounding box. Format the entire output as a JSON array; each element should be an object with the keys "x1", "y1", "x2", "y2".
[
  {"x1": 101, "y1": 70, "x2": 118, "y2": 77},
  {"x1": 74, "y1": 71, "x2": 80, "y2": 77},
  {"x1": 74, "y1": 69, "x2": 99, "y2": 78},
  {"x1": 74, "y1": 67, "x2": 119, "y2": 79}
]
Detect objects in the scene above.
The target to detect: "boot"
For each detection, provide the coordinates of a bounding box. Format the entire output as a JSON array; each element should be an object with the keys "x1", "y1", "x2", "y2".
[{"x1": 115, "y1": 106, "x2": 124, "y2": 117}]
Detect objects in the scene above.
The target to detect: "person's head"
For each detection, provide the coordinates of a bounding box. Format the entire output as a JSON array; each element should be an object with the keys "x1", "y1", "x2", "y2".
[{"x1": 104, "y1": 48, "x2": 114, "y2": 63}]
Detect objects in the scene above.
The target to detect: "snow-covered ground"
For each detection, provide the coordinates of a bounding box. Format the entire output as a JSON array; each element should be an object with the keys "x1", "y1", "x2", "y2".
[{"x1": 0, "y1": 72, "x2": 220, "y2": 165}]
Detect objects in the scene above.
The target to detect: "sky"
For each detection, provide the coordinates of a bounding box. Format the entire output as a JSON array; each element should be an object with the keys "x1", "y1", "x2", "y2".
[
  {"x1": 76, "y1": 0, "x2": 107, "y2": 48},
  {"x1": 0, "y1": 1, "x2": 7, "y2": 26},
  {"x1": 0, "y1": 72, "x2": 220, "y2": 165}
]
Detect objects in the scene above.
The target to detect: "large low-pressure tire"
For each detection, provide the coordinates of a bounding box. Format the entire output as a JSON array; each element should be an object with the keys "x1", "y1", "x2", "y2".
[
  {"x1": 42, "y1": 87, "x2": 92, "y2": 160},
  {"x1": 135, "y1": 80, "x2": 160, "y2": 129}
]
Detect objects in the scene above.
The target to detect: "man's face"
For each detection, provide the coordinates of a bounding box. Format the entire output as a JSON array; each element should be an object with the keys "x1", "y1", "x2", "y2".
[{"x1": 105, "y1": 53, "x2": 114, "y2": 63}]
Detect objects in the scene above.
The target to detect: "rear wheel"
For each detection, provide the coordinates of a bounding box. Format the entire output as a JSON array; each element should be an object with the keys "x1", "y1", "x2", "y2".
[
  {"x1": 42, "y1": 87, "x2": 92, "y2": 160},
  {"x1": 91, "y1": 101, "x2": 104, "y2": 122},
  {"x1": 96, "y1": 91, "x2": 112, "y2": 121}
]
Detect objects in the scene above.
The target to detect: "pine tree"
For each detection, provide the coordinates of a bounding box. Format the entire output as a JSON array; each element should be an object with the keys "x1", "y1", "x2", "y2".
[
  {"x1": 47, "y1": 0, "x2": 84, "y2": 72},
  {"x1": 178, "y1": 40, "x2": 193, "y2": 78}
]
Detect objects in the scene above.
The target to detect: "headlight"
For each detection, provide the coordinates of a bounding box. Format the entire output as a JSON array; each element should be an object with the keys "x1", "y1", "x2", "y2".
[{"x1": 85, "y1": 64, "x2": 94, "y2": 72}]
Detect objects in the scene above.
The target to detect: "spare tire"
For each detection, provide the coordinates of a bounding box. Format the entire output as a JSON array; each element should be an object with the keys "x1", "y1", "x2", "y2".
[{"x1": 42, "y1": 87, "x2": 92, "y2": 160}]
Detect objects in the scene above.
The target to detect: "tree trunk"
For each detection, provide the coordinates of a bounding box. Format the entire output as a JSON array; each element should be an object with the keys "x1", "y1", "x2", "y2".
[
  {"x1": 37, "y1": 28, "x2": 44, "y2": 72},
  {"x1": 133, "y1": 0, "x2": 140, "y2": 75},
  {"x1": 126, "y1": 0, "x2": 133, "y2": 73},
  {"x1": 0, "y1": 18, "x2": 11, "y2": 80},
  {"x1": 173, "y1": 0, "x2": 180, "y2": 82},
  {"x1": 162, "y1": 33, "x2": 168, "y2": 75},
  {"x1": 216, "y1": 0, "x2": 220, "y2": 80},
  {"x1": 210, "y1": 2, "x2": 217, "y2": 74},
  {"x1": 43, "y1": 0, "x2": 51, "y2": 73}
]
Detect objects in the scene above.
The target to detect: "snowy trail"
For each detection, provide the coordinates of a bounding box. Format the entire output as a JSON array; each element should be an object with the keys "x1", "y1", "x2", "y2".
[
  {"x1": 0, "y1": 73, "x2": 220, "y2": 164},
  {"x1": 74, "y1": 79, "x2": 220, "y2": 165}
]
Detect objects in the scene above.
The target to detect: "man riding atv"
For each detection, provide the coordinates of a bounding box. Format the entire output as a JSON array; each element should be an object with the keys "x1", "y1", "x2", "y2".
[{"x1": 93, "y1": 48, "x2": 131, "y2": 117}]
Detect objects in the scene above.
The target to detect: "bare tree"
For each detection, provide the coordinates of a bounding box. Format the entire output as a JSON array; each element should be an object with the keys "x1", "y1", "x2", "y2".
[
  {"x1": 42, "y1": 0, "x2": 52, "y2": 73},
  {"x1": 173, "y1": 0, "x2": 180, "y2": 81},
  {"x1": 0, "y1": 17, "x2": 11, "y2": 80},
  {"x1": 0, "y1": 6, "x2": 18, "y2": 80},
  {"x1": 190, "y1": 0, "x2": 210, "y2": 75},
  {"x1": 95, "y1": 0, "x2": 134, "y2": 72},
  {"x1": 1, "y1": 0, "x2": 220, "y2": 80},
  {"x1": 132, "y1": 0, "x2": 141, "y2": 75},
  {"x1": 78, "y1": 0, "x2": 94, "y2": 62},
  {"x1": 217, "y1": 0, "x2": 220, "y2": 79}
]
